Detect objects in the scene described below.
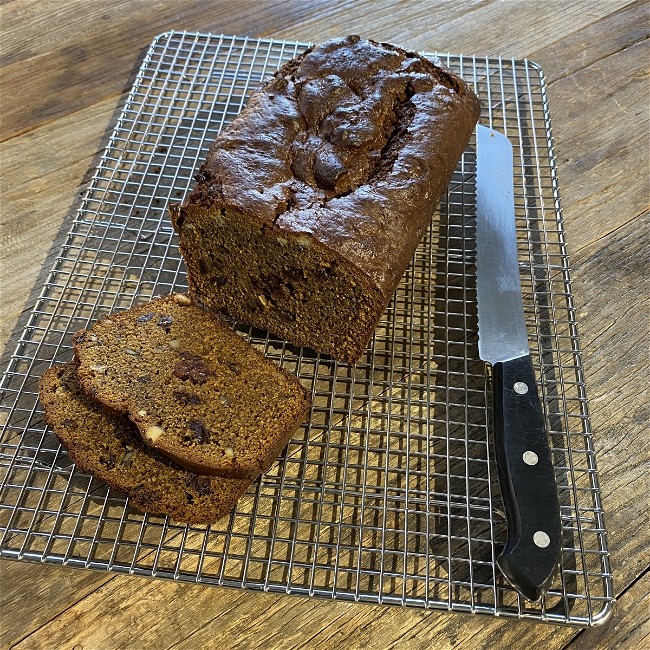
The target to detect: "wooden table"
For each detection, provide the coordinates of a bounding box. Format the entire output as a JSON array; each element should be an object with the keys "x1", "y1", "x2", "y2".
[{"x1": 1, "y1": 1, "x2": 648, "y2": 648}]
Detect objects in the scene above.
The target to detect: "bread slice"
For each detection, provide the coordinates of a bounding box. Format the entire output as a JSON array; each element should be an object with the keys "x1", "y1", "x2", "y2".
[
  {"x1": 72, "y1": 293, "x2": 311, "y2": 479},
  {"x1": 39, "y1": 363, "x2": 251, "y2": 524}
]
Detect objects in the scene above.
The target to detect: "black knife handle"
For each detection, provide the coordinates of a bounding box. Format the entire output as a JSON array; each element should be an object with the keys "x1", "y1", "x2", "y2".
[{"x1": 492, "y1": 354, "x2": 562, "y2": 601}]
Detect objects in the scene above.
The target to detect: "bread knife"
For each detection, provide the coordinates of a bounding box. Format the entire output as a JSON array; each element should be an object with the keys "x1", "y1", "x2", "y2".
[{"x1": 475, "y1": 124, "x2": 562, "y2": 601}]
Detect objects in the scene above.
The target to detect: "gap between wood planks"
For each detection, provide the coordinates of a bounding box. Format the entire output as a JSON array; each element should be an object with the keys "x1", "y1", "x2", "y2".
[{"x1": 570, "y1": 208, "x2": 648, "y2": 259}]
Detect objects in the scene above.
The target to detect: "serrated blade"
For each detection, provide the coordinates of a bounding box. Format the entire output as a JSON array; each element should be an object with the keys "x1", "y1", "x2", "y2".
[{"x1": 475, "y1": 125, "x2": 529, "y2": 364}]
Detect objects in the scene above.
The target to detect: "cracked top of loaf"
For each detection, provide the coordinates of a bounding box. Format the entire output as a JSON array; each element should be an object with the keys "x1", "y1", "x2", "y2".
[{"x1": 186, "y1": 35, "x2": 480, "y2": 294}]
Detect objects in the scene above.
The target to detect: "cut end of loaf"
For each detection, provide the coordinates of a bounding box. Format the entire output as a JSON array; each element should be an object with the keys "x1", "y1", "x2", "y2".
[{"x1": 174, "y1": 204, "x2": 385, "y2": 363}]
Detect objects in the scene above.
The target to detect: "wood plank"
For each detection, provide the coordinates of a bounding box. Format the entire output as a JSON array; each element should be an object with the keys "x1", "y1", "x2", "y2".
[
  {"x1": 0, "y1": 0, "x2": 352, "y2": 67},
  {"x1": 11, "y1": 567, "x2": 579, "y2": 650},
  {"x1": 528, "y1": 1, "x2": 649, "y2": 83},
  {"x1": 270, "y1": 0, "x2": 632, "y2": 58},
  {"x1": 545, "y1": 38, "x2": 650, "y2": 252},
  {"x1": 0, "y1": 0, "x2": 476, "y2": 141},
  {"x1": 0, "y1": 0, "x2": 343, "y2": 140},
  {"x1": 0, "y1": 559, "x2": 110, "y2": 649},
  {"x1": 272, "y1": 0, "x2": 489, "y2": 47},
  {"x1": 0, "y1": 0, "x2": 632, "y2": 141},
  {"x1": 569, "y1": 218, "x2": 650, "y2": 592},
  {"x1": 565, "y1": 571, "x2": 650, "y2": 650},
  {"x1": 8, "y1": 567, "x2": 649, "y2": 650}
]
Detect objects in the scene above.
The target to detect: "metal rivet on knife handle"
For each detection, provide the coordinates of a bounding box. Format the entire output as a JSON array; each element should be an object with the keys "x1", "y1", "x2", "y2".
[
  {"x1": 533, "y1": 531, "x2": 551, "y2": 548},
  {"x1": 523, "y1": 450, "x2": 539, "y2": 466},
  {"x1": 513, "y1": 381, "x2": 529, "y2": 394}
]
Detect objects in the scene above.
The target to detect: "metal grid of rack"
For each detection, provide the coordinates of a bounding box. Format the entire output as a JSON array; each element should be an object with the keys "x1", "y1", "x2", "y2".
[{"x1": 0, "y1": 32, "x2": 612, "y2": 626}]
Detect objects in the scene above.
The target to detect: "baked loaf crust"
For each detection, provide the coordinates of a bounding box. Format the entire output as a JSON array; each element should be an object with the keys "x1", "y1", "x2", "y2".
[
  {"x1": 172, "y1": 35, "x2": 480, "y2": 363},
  {"x1": 72, "y1": 293, "x2": 311, "y2": 479},
  {"x1": 40, "y1": 363, "x2": 251, "y2": 524}
]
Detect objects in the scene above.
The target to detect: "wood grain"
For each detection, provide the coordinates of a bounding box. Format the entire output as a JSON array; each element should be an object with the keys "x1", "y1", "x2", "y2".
[
  {"x1": 570, "y1": 216, "x2": 650, "y2": 585},
  {"x1": 0, "y1": 558, "x2": 110, "y2": 649},
  {"x1": 272, "y1": 0, "x2": 632, "y2": 57},
  {"x1": 546, "y1": 39, "x2": 649, "y2": 252},
  {"x1": 1, "y1": 1, "x2": 648, "y2": 648},
  {"x1": 527, "y1": 1, "x2": 649, "y2": 83},
  {"x1": 0, "y1": 0, "x2": 634, "y2": 141},
  {"x1": 0, "y1": 0, "x2": 344, "y2": 139},
  {"x1": 5, "y1": 564, "x2": 581, "y2": 650}
]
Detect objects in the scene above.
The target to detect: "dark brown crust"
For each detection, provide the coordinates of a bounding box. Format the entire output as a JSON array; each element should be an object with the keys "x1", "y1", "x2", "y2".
[
  {"x1": 39, "y1": 364, "x2": 251, "y2": 524},
  {"x1": 173, "y1": 36, "x2": 480, "y2": 362},
  {"x1": 184, "y1": 36, "x2": 480, "y2": 291},
  {"x1": 72, "y1": 294, "x2": 311, "y2": 478}
]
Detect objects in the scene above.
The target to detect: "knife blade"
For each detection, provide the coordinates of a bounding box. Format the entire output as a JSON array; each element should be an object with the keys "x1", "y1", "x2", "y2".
[{"x1": 475, "y1": 124, "x2": 562, "y2": 601}]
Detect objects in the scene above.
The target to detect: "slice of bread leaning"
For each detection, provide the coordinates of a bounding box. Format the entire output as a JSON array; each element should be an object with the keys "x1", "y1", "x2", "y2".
[{"x1": 72, "y1": 293, "x2": 311, "y2": 479}]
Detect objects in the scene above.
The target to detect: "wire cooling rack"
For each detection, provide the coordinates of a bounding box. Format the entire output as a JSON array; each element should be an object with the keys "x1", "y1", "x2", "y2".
[{"x1": 0, "y1": 32, "x2": 612, "y2": 626}]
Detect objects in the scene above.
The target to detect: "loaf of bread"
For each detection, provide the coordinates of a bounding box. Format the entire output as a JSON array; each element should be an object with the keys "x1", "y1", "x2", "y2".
[
  {"x1": 172, "y1": 35, "x2": 480, "y2": 363},
  {"x1": 40, "y1": 363, "x2": 251, "y2": 524},
  {"x1": 72, "y1": 293, "x2": 311, "y2": 479}
]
